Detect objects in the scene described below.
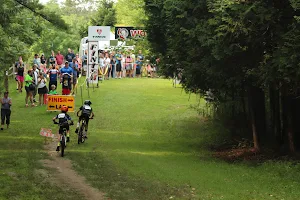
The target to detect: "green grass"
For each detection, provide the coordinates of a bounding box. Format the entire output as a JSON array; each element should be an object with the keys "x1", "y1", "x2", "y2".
[{"x1": 2, "y1": 78, "x2": 300, "y2": 200}]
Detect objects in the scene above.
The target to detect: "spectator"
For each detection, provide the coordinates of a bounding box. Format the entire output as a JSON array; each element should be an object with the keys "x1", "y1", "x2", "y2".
[
  {"x1": 33, "y1": 54, "x2": 41, "y2": 69},
  {"x1": 82, "y1": 50, "x2": 88, "y2": 75},
  {"x1": 1, "y1": 91, "x2": 12, "y2": 130},
  {"x1": 47, "y1": 64, "x2": 59, "y2": 89},
  {"x1": 125, "y1": 54, "x2": 133, "y2": 78},
  {"x1": 24, "y1": 69, "x2": 37, "y2": 107},
  {"x1": 75, "y1": 53, "x2": 82, "y2": 77},
  {"x1": 110, "y1": 53, "x2": 115, "y2": 78},
  {"x1": 137, "y1": 50, "x2": 144, "y2": 65},
  {"x1": 16, "y1": 60, "x2": 25, "y2": 93},
  {"x1": 122, "y1": 52, "x2": 126, "y2": 78},
  {"x1": 48, "y1": 85, "x2": 58, "y2": 95},
  {"x1": 49, "y1": 50, "x2": 56, "y2": 66},
  {"x1": 37, "y1": 73, "x2": 48, "y2": 106},
  {"x1": 55, "y1": 50, "x2": 64, "y2": 68},
  {"x1": 60, "y1": 61, "x2": 73, "y2": 95},
  {"x1": 40, "y1": 54, "x2": 47, "y2": 74},
  {"x1": 70, "y1": 58, "x2": 79, "y2": 95},
  {"x1": 115, "y1": 51, "x2": 122, "y2": 79},
  {"x1": 14, "y1": 56, "x2": 22, "y2": 90},
  {"x1": 65, "y1": 48, "x2": 75, "y2": 63},
  {"x1": 104, "y1": 53, "x2": 111, "y2": 79},
  {"x1": 135, "y1": 58, "x2": 142, "y2": 78},
  {"x1": 32, "y1": 64, "x2": 39, "y2": 103},
  {"x1": 98, "y1": 53, "x2": 105, "y2": 80}
]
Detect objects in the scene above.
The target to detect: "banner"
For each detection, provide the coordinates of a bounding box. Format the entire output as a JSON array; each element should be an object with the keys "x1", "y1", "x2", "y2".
[
  {"x1": 47, "y1": 95, "x2": 75, "y2": 112},
  {"x1": 88, "y1": 26, "x2": 111, "y2": 41},
  {"x1": 40, "y1": 128, "x2": 55, "y2": 138},
  {"x1": 115, "y1": 27, "x2": 147, "y2": 40},
  {"x1": 87, "y1": 41, "x2": 99, "y2": 84}
]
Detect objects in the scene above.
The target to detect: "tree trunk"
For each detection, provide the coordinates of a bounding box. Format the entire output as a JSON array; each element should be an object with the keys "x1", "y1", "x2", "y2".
[
  {"x1": 269, "y1": 83, "x2": 281, "y2": 149},
  {"x1": 4, "y1": 70, "x2": 8, "y2": 92},
  {"x1": 247, "y1": 86, "x2": 261, "y2": 152}
]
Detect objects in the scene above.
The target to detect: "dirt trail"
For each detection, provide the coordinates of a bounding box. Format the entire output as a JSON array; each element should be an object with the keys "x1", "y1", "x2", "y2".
[{"x1": 41, "y1": 141, "x2": 106, "y2": 200}]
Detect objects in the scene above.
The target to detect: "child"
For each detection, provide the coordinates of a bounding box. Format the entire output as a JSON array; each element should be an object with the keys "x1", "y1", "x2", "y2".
[
  {"x1": 52, "y1": 106, "x2": 74, "y2": 151},
  {"x1": 48, "y1": 85, "x2": 58, "y2": 95},
  {"x1": 75, "y1": 100, "x2": 94, "y2": 139}
]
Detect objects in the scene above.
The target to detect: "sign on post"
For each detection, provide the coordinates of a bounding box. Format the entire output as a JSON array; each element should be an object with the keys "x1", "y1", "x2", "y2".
[
  {"x1": 40, "y1": 128, "x2": 55, "y2": 138},
  {"x1": 88, "y1": 26, "x2": 111, "y2": 41},
  {"x1": 47, "y1": 95, "x2": 75, "y2": 112}
]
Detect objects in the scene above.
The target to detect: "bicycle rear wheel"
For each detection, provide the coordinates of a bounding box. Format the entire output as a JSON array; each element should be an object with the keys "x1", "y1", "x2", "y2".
[{"x1": 60, "y1": 135, "x2": 65, "y2": 157}]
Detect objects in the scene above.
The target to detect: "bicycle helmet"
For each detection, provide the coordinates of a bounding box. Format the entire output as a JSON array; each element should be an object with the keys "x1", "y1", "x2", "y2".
[
  {"x1": 61, "y1": 106, "x2": 68, "y2": 113},
  {"x1": 84, "y1": 100, "x2": 92, "y2": 105}
]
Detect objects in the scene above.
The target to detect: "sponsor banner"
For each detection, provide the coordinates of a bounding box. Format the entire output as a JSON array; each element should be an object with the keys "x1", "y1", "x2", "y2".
[
  {"x1": 47, "y1": 95, "x2": 75, "y2": 112},
  {"x1": 40, "y1": 128, "x2": 55, "y2": 138},
  {"x1": 88, "y1": 26, "x2": 111, "y2": 41},
  {"x1": 115, "y1": 27, "x2": 147, "y2": 40},
  {"x1": 87, "y1": 41, "x2": 99, "y2": 84}
]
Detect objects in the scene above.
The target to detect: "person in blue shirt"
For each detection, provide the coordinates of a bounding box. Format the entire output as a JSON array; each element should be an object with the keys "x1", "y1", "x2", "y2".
[
  {"x1": 69, "y1": 58, "x2": 79, "y2": 95},
  {"x1": 115, "y1": 51, "x2": 122, "y2": 79},
  {"x1": 60, "y1": 61, "x2": 73, "y2": 95},
  {"x1": 135, "y1": 58, "x2": 142, "y2": 78}
]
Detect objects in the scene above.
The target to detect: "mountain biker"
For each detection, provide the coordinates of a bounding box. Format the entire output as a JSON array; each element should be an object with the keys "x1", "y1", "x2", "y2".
[
  {"x1": 53, "y1": 105, "x2": 74, "y2": 151},
  {"x1": 75, "y1": 100, "x2": 94, "y2": 138}
]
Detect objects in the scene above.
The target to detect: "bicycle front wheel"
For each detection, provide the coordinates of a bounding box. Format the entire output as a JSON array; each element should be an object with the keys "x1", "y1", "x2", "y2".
[{"x1": 60, "y1": 136, "x2": 65, "y2": 157}]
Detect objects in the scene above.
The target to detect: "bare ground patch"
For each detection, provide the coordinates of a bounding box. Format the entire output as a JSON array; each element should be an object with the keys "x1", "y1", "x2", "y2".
[{"x1": 40, "y1": 141, "x2": 106, "y2": 200}]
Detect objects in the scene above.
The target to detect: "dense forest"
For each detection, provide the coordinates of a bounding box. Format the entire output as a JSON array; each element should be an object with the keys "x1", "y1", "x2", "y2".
[{"x1": 144, "y1": 0, "x2": 300, "y2": 154}]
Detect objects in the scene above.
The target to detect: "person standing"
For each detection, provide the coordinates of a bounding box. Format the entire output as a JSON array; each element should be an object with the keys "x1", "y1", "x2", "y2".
[
  {"x1": 47, "y1": 64, "x2": 59, "y2": 89},
  {"x1": 110, "y1": 53, "x2": 115, "y2": 78},
  {"x1": 104, "y1": 53, "x2": 111, "y2": 79},
  {"x1": 135, "y1": 58, "x2": 142, "y2": 78},
  {"x1": 49, "y1": 50, "x2": 56, "y2": 67},
  {"x1": 24, "y1": 69, "x2": 36, "y2": 107},
  {"x1": 32, "y1": 64, "x2": 39, "y2": 103},
  {"x1": 137, "y1": 50, "x2": 144, "y2": 65},
  {"x1": 55, "y1": 50, "x2": 64, "y2": 68},
  {"x1": 70, "y1": 58, "x2": 79, "y2": 95},
  {"x1": 33, "y1": 54, "x2": 41, "y2": 69},
  {"x1": 75, "y1": 54, "x2": 82, "y2": 77},
  {"x1": 1, "y1": 92, "x2": 12, "y2": 130},
  {"x1": 40, "y1": 54, "x2": 47, "y2": 74},
  {"x1": 115, "y1": 51, "x2": 122, "y2": 79},
  {"x1": 60, "y1": 61, "x2": 73, "y2": 95},
  {"x1": 37, "y1": 73, "x2": 48, "y2": 106},
  {"x1": 82, "y1": 50, "x2": 88, "y2": 76},
  {"x1": 16, "y1": 60, "x2": 25, "y2": 93},
  {"x1": 65, "y1": 48, "x2": 75, "y2": 63}
]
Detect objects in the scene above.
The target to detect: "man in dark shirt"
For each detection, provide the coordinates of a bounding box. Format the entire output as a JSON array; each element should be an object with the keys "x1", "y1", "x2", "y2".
[{"x1": 65, "y1": 48, "x2": 75, "y2": 63}]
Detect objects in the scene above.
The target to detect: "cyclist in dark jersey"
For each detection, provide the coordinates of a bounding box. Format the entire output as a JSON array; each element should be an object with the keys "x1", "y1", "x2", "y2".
[
  {"x1": 53, "y1": 106, "x2": 74, "y2": 151},
  {"x1": 75, "y1": 100, "x2": 94, "y2": 138}
]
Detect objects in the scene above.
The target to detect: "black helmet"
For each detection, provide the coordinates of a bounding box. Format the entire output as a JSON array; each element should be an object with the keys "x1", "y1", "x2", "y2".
[{"x1": 84, "y1": 100, "x2": 92, "y2": 105}]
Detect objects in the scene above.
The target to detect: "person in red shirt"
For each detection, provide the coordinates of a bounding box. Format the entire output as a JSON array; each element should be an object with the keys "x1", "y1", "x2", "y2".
[{"x1": 55, "y1": 50, "x2": 64, "y2": 69}]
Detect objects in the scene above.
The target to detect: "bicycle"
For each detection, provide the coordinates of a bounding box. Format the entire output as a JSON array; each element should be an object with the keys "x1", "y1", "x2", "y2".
[
  {"x1": 54, "y1": 121, "x2": 73, "y2": 157},
  {"x1": 77, "y1": 117, "x2": 93, "y2": 144}
]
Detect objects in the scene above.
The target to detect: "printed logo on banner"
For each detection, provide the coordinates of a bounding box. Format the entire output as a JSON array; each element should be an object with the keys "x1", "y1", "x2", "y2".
[
  {"x1": 97, "y1": 29, "x2": 102, "y2": 35},
  {"x1": 115, "y1": 27, "x2": 147, "y2": 40},
  {"x1": 117, "y1": 28, "x2": 129, "y2": 40}
]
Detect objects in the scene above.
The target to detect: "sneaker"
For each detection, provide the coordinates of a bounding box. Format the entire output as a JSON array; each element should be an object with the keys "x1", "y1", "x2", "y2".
[
  {"x1": 75, "y1": 128, "x2": 79, "y2": 134},
  {"x1": 84, "y1": 136, "x2": 88, "y2": 139},
  {"x1": 56, "y1": 146, "x2": 60, "y2": 152},
  {"x1": 31, "y1": 104, "x2": 37, "y2": 107},
  {"x1": 67, "y1": 137, "x2": 70, "y2": 142},
  {"x1": 25, "y1": 104, "x2": 29, "y2": 107},
  {"x1": 0, "y1": 128, "x2": 3, "y2": 130}
]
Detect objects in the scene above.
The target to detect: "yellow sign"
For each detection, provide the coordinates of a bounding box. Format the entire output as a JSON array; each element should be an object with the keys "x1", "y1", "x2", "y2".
[{"x1": 47, "y1": 95, "x2": 75, "y2": 112}]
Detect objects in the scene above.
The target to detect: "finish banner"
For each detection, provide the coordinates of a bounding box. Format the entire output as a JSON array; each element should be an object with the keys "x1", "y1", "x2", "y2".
[
  {"x1": 47, "y1": 95, "x2": 75, "y2": 112},
  {"x1": 87, "y1": 41, "x2": 99, "y2": 84},
  {"x1": 115, "y1": 27, "x2": 147, "y2": 40}
]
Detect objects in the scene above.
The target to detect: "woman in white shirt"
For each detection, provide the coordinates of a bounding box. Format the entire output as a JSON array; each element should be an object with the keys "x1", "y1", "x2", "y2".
[
  {"x1": 104, "y1": 53, "x2": 111, "y2": 79},
  {"x1": 37, "y1": 73, "x2": 48, "y2": 105}
]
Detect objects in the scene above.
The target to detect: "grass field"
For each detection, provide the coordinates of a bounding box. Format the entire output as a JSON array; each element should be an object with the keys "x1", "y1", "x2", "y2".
[{"x1": 1, "y1": 77, "x2": 300, "y2": 200}]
